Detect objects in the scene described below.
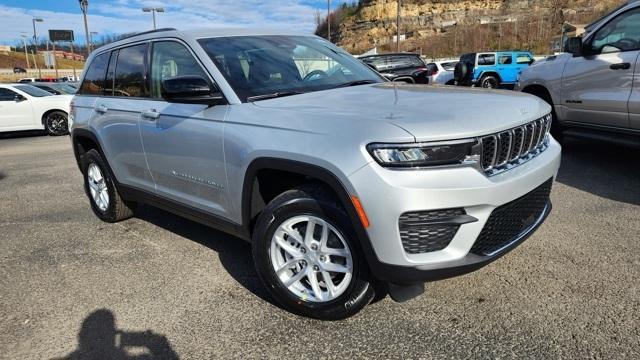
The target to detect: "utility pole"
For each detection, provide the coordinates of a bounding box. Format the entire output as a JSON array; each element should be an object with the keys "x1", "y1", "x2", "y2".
[
  {"x1": 79, "y1": 1, "x2": 91, "y2": 56},
  {"x1": 396, "y1": 0, "x2": 401, "y2": 52},
  {"x1": 20, "y1": 35, "x2": 30, "y2": 69},
  {"x1": 32, "y1": 18, "x2": 43, "y2": 78},
  {"x1": 327, "y1": 0, "x2": 331, "y2": 42},
  {"x1": 142, "y1": 7, "x2": 165, "y2": 30}
]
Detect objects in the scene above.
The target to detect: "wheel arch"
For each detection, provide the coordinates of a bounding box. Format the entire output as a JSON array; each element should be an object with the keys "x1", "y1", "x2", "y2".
[
  {"x1": 521, "y1": 84, "x2": 555, "y2": 105},
  {"x1": 240, "y1": 158, "x2": 380, "y2": 271},
  {"x1": 41, "y1": 109, "x2": 68, "y2": 126},
  {"x1": 479, "y1": 71, "x2": 502, "y2": 83}
]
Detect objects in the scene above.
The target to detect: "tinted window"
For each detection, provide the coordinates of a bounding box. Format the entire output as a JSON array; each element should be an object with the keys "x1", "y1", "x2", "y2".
[
  {"x1": 478, "y1": 54, "x2": 495, "y2": 66},
  {"x1": 114, "y1": 44, "x2": 148, "y2": 97},
  {"x1": 0, "y1": 88, "x2": 17, "y2": 101},
  {"x1": 79, "y1": 52, "x2": 110, "y2": 95},
  {"x1": 150, "y1": 41, "x2": 211, "y2": 98},
  {"x1": 592, "y1": 8, "x2": 640, "y2": 54},
  {"x1": 498, "y1": 54, "x2": 512, "y2": 64},
  {"x1": 440, "y1": 61, "x2": 457, "y2": 71},
  {"x1": 387, "y1": 55, "x2": 423, "y2": 68},
  {"x1": 15, "y1": 85, "x2": 51, "y2": 97}
]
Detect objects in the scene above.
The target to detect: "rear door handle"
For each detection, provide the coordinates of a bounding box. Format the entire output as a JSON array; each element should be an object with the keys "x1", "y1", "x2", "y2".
[
  {"x1": 610, "y1": 62, "x2": 631, "y2": 70},
  {"x1": 95, "y1": 104, "x2": 108, "y2": 113},
  {"x1": 141, "y1": 109, "x2": 160, "y2": 120}
]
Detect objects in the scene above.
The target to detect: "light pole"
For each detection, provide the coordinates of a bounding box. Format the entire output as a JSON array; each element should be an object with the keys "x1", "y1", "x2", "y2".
[
  {"x1": 327, "y1": 0, "x2": 331, "y2": 42},
  {"x1": 396, "y1": 0, "x2": 401, "y2": 52},
  {"x1": 32, "y1": 18, "x2": 43, "y2": 78},
  {"x1": 90, "y1": 31, "x2": 98, "y2": 52},
  {"x1": 142, "y1": 7, "x2": 164, "y2": 30},
  {"x1": 79, "y1": 0, "x2": 90, "y2": 56},
  {"x1": 20, "y1": 34, "x2": 30, "y2": 69}
]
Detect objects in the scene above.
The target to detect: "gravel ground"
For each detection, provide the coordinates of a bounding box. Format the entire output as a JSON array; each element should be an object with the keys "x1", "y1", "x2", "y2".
[{"x1": 0, "y1": 134, "x2": 638, "y2": 359}]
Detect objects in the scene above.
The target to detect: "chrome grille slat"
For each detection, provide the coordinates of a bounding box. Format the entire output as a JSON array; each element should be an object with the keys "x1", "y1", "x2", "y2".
[{"x1": 480, "y1": 114, "x2": 552, "y2": 176}]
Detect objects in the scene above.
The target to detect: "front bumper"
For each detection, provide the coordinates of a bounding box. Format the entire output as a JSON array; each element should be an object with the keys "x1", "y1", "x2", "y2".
[{"x1": 348, "y1": 137, "x2": 561, "y2": 284}]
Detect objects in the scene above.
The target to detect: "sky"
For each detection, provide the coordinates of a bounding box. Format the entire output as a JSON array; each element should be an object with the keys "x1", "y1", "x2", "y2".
[{"x1": 0, "y1": 0, "x2": 350, "y2": 46}]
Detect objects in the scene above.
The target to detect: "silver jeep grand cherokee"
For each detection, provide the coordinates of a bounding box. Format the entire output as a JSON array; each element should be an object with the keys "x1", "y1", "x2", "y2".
[{"x1": 70, "y1": 28, "x2": 561, "y2": 320}]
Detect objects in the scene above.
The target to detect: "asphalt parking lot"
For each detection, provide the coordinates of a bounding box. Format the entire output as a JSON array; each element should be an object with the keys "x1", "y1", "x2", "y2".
[{"x1": 0, "y1": 134, "x2": 639, "y2": 359}]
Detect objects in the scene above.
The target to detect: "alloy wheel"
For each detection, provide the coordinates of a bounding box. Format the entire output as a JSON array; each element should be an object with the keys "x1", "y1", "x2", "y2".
[
  {"x1": 87, "y1": 163, "x2": 110, "y2": 212},
  {"x1": 270, "y1": 215, "x2": 353, "y2": 302},
  {"x1": 46, "y1": 113, "x2": 68, "y2": 135}
]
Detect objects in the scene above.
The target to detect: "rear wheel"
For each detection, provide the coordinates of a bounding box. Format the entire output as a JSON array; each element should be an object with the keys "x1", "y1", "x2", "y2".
[
  {"x1": 81, "y1": 149, "x2": 136, "y2": 222},
  {"x1": 252, "y1": 185, "x2": 375, "y2": 320},
  {"x1": 480, "y1": 75, "x2": 499, "y2": 89},
  {"x1": 44, "y1": 111, "x2": 68, "y2": 136}
]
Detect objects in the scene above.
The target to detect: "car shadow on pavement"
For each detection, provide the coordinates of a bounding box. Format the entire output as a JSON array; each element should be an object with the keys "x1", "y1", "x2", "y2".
[
  {"x1": 133, "y1": 204, "x2": 279, "y2": 308},
  {"x1": 54, "y1": 309, "x2": 179, "y2": 360},
  {"x1": 0, "y1": 130, "x2": 46, "y2": 140},
  {"x1": 555, "y1": 137, "x2": 640, "y2": 205}
]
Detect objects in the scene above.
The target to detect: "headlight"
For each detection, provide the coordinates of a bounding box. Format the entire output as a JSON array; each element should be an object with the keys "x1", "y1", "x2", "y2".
[{"x1": 367, "y1": 139, "x2": 480, "y2": 168}]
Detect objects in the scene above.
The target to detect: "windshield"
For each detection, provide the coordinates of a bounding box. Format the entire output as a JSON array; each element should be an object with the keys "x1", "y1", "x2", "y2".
[
  {"x1": 15, "y1": 84, "x2": 52, "y2": 97},
  {"x1": 51, "y1": 83, "x2": 77, "y2": 94},
  {"x1": 198, "y1": 35, "x2": 383, "y2": 102}
]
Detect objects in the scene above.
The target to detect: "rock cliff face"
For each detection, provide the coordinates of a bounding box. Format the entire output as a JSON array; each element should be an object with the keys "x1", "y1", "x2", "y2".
[{"x1": 337, "y1": 0, "x2": 622, "y2": 54}]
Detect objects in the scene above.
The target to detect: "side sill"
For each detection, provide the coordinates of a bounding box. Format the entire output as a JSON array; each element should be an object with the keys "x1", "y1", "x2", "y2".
[{"x1": 119, "y1": 184, "x2": 250, "y2": 241}]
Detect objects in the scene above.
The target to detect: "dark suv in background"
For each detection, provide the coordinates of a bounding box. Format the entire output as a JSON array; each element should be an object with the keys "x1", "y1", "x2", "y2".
[{"x1": 360, "y1": 53, "x2": 428, "y2": 84}]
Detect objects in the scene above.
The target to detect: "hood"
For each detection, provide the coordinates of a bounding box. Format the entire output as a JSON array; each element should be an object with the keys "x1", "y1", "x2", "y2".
[{"x1": 253, "y1": 83, "x2": 551, "y2": 142}]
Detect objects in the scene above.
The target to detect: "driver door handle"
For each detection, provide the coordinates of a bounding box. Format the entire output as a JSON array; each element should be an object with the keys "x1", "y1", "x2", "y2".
[
  {"x1": 141, "y1": 109, "x2": 160, "y2": 120},
  {"x1": 95, "y1": 104, "x2": 108, "y2": 113},
  {"x1": 610, "y1": 62, "x2": 631, "y2": 70}
]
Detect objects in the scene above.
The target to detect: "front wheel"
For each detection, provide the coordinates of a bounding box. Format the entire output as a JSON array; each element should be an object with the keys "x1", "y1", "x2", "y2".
[
  {"x1": 44, "y1": 111, "x2": 68, "y2": 136},
  {"x1": 252, "y1": 185, "x2": 375, "y2": 320}
]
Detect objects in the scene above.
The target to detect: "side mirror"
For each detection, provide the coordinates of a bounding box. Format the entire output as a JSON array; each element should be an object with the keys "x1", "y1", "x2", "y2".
[
  {"x1": 14, "y1": 94, "x2": 26, "y2": 102},
  {"x1": 161, "y1": 75, "x2": 225, "y2": 105},
  {"x1": 566, "y1": 37, "x2": 583, "y2": 56}
]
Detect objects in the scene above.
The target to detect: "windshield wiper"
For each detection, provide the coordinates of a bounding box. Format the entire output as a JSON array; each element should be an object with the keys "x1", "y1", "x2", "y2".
[
  {"x1": 333, "y1": 80, "x2": 379, "y2": 88},
  {"x1": 247, "y1": 91, "x2": 303, "y2": 102}
]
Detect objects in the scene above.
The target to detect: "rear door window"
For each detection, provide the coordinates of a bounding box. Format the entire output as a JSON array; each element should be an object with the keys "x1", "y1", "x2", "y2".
[
  {"x1": 498, "y1": 54, "x2": 513, "y2": 64},
  {"x1": 113, "y1": 44, "x2": 148, "y2": 98},
  {"x1": 78, "y1": 52, "x2": 110, "y2": 95},
  {"x1": 440, "y1": 62, "x2": 457, "y2": 71}
]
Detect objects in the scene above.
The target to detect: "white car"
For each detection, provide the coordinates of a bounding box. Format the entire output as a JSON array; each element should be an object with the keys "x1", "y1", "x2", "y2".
[
  {"x1": 426, "y1": 60, "x2": 458, "y2": 85},
  {"x1": 0, "y1": 84, "x2": 72, "y2": 135},
  {"x1": 18, "y1": 78, "x2": 38, "y2": 83}
]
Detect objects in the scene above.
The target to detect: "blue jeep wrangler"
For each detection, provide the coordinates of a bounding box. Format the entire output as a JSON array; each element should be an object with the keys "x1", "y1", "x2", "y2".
[{"x1": 453, "y1": 51, "x2": 535, "y2": 88}]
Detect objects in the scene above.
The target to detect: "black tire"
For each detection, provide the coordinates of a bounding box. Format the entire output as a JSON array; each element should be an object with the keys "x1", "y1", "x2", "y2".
[
  {"x1": 252, "y1": 184, "x2": 375, "y2": 320},
  {"x1": 480, "y1": 75, "x2": 499, "y2": 89},
  {"x1": 81, "y1": 149, "x2": 136, "y2": 222},
  {"x1": 44, "y1": 110, "x2": 69, "y2": 136}
]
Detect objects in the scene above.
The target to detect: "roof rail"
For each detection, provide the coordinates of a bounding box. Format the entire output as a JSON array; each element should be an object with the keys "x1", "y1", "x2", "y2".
[{"x1": 117, "y1": 28, "x2": 177, "y2": 42}]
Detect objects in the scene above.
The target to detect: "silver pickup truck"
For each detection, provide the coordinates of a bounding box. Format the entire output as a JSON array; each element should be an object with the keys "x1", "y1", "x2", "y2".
[{"x1": 517, "y1": 0, "x2": 640, "y2": 145}]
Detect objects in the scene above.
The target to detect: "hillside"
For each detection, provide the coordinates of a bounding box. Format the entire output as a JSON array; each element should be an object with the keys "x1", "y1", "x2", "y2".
[
  {"x1": 321, "y1": 0, "x2": 625, "y2": 56},
  {"x1": 0, "y1": 50, "x2": 85, "y2": 70}
]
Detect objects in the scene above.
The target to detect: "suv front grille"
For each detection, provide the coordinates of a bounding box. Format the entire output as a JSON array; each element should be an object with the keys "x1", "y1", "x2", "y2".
[
  {"x1": 480, "y1": 114, "x2": 552, "y2": 176},
  {"x1": 399, "y1": 208, "x2": 471, "y2": 254},
  {"x1": 470, "y1": 178, "x2": 553, "y2": 256}
]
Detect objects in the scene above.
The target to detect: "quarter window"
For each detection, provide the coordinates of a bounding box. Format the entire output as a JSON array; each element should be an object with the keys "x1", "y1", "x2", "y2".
[
  {"x1": 477, "y1": 54, "x2": 496, "y2": 66},
  {"x1": 0, "y1": 88, "x2": 17, "y2": 101},
  {"x1": 591, "y1": 8, "x2": 640, "y2": 54},
  {"x1": 114, "y1": 44, "x2": 148, "y2": 98},
  {"x1": 150, "y1": 41, "x2": 210, "y2": 98},
  {"x1": 79, "y1": 52, "x2": 110, "y2": 95}
]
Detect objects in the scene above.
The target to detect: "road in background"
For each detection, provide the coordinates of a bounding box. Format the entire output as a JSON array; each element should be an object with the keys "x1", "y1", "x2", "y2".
[{"x1": 0, "y1": 135, "x2": 638, "y2": 358}]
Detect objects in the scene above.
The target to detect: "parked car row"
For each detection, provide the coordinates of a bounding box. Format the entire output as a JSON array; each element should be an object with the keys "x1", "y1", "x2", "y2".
[
  {"x1": 0, "y1": 83, "x2": 71, "y2": 135},
  {"x1": 359, "y1": 53, "x2": 459, "y2": 85}
]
